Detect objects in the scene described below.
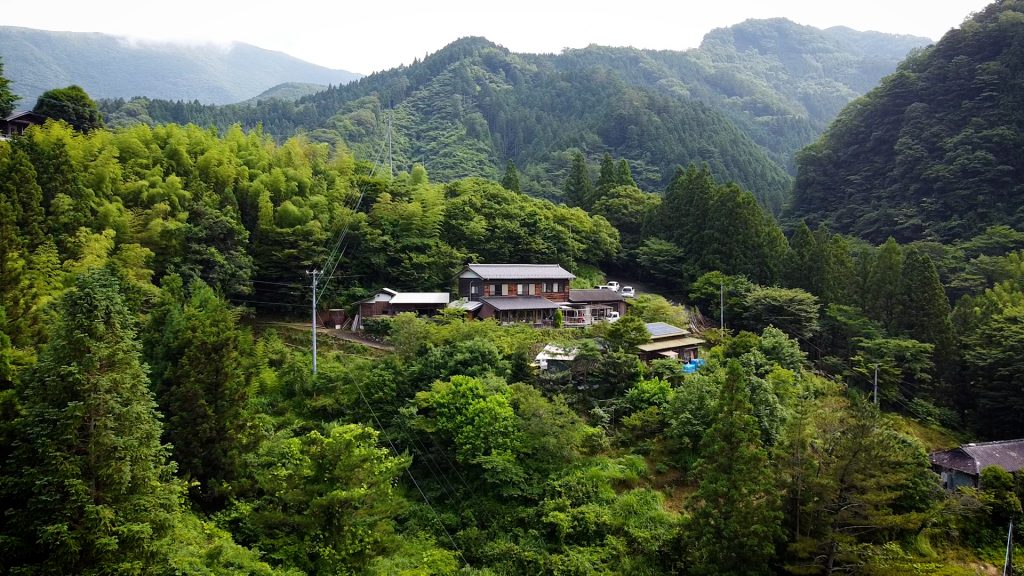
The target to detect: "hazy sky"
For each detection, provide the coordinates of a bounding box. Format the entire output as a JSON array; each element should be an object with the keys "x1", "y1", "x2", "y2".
[{"x1": 4, "y1": 0, "x2": 993, "y2": 74}]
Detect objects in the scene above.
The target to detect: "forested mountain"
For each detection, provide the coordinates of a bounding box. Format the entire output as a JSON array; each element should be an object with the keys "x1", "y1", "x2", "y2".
[
  {"x1": 790, "y1": 0, "x2": 1024, "y2": 243},
  {"x1": 4, "y1": 45, "x2": 1024, "y2": 571},
  {"x1": 238, "y1": 82, "x2": 329, "y2": 105},
  {"x1": 99, "y1": 21, "x2": 928, "y2": 213},
  {"x1": 0, "y1": 26, "x2": 360, "y2": 105}
]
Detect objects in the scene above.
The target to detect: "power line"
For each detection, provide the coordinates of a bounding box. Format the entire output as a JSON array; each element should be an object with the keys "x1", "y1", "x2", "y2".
[{"x1": 349, "y1": 376, "x2": 471, "y2": 569}]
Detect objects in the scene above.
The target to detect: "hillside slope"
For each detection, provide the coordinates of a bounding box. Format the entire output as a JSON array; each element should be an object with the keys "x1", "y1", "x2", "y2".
[
  {"x1": 0, "y1": 26, "x2": 360, "y2": 104},
  {"x1": 98, "y1": 20, "x2": 929, "y2": 209},
  {"x1": 789, "y1": 0, "x2": 1024, "y2": 243}
]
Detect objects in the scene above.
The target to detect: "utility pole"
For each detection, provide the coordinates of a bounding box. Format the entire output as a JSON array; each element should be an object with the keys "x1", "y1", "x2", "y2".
[
  {"x1": 308, "y1": 269, "x2": 322, "y2": 374},
  {"x1": 387, "y1": 111, "x2": 394, "y2": 177},
  {"x1": 1004, "y1": 519, "x2": 1014, "y2": 576},
  {"x1": 873, "y1": 364, "x2": 879, "y2": 406},
  {"x1": 720, "y1": 282, "x2": 725, "y2": 330}
]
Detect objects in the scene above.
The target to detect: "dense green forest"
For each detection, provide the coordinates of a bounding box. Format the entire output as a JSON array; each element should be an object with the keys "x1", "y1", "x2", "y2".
[
  {"x1": 97, "y1": 19, "x2": 928, "y2": 213},
  {"x1": 790, "y1": 0, "x2": 1024, "y2": 243},
  {"x1": 4, "y1": 5, "x2": 1024, "y2": 573},
  {"x1": 0, "y1": 26, "x2": 361, "y2": 105},
  {"x1": 1, "y1": 117, "x2": 1023, "y2": 575}
]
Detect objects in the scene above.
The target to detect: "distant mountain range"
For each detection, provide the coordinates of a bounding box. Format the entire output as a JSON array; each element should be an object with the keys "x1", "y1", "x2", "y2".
[
  {"x1": 0, "y1": 26, "x2": 361, "y2": 105},
  {"x1": 40, "y1": 19, "x2": 929, "y2": 211}
]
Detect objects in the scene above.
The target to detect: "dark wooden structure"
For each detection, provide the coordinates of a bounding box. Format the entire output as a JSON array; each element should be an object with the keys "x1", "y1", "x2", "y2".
[
  {"x1": 454, "y1": 264, "x2": 575, "y2": 324},
  {"x1": 355, "y1": 288, "x2": 450, "y2": 329},
  {"x1": 930, "y1": 439, "x2": 1024, "y2": 490},
  {"x1": 0, "y1": 111, "x2": 46, "y2": 139}
]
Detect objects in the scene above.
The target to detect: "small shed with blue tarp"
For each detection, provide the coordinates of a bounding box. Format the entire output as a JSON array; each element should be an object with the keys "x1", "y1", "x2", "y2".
[{"x1": 637, "y1": 322, "x2": 705, "y2": 362}]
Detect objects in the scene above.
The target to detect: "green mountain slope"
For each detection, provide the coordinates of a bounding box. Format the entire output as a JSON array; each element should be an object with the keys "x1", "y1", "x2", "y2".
[
  {"x1": 789, "y1": 0, "x2": 1024, "y2": 243},
  {"x1": 0, "y1": 26, "x2": 361, "y2": 105},
  {"x1": 237, "y1": 82, "x2": 328, "y2": 105},
  {"x1": 98, "y1": 21, "x2": 928, "y2": 210}
]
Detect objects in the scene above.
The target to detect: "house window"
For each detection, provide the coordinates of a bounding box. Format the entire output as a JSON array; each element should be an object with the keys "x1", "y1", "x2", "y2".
[
  {"x1": 517, "y1": 283, "x2": 526, "y2": 295},
  {"x1": 529, "y1": 283, "x2": 536, "y2": 295},
  {"x1": 543, "y1": 281, "x2": 559, "y2": 293},
  {"x1": 491, "y1": 283, "x2": 503, "y2": 296}
]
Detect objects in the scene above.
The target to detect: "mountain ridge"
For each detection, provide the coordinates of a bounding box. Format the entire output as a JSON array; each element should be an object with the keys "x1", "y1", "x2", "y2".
[
  {"x1": 0, "y1": 26, "x2": 362, "y2": 105},
  {"x1": 95, "y1": 19, "x2": 930, "y2": 209},
  {"x1": 788, "y1": 0, "x2": 1024, "y2": 242}
]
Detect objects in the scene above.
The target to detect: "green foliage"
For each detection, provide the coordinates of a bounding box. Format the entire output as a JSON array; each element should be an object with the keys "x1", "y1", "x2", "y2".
[
  {"x1": 790, "y1": 1, "x2": 1024, "y2": 242},
  {"x1": 34, "y1": 85, "x2": 104, "y2": 132},
  {"x1": 689, "y1": 271, "x2": 754, "y2": 328},
  {"x1": 226, "y1": 423, "x2": 410, "y2": 575},
  {"x1": 0, "y1": 57, "x2": 17, "y2": 117},
  {"x1": 1, "y1": 269, "x2": 178, "y2": 574},
  {"x1": 158, "y1": 511, "x2": 299, "y2": 576},
  {"x1": 145, "y1": 278, "x2": 255, "y2": 509},
  {"x1": 99, "y1": 25, "x2": 921, "y2": 208},
  {"x1": 501, "y1": 159, "x2": 520, "y2": 192},
  {"x1": 687, "y1": 361, "x2": 782, "y2": 575},
  {"x1": 648, "y1": 166, "x2": 789, "y2": 287},
  {"x1": 739, "y1": 285, "x2": 821, "y2": 342},
  {"x1": 626, "y1": 293, "x2": 689, "y2": 328},
  {"x1": 564, "y1": 150, "x2": 594, "y2": 208},
  {"x1": 603, "y1": 314, "x2": 651, "y2": 351},
  {"x1": 783, "y1": 396, "x2": 938, "y2": 574},
  {"x1": 962, "y1": 302, "x2": 1024, "y2": 438}
]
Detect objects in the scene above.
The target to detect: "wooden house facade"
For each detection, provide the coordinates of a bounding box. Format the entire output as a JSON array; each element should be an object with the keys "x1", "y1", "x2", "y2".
[
  {"x1": 0, "y1": 111, "x2": 46, "y2": 139},
  {"x1": 454, "y1": 264, "x2": 575, "y2": 325}
]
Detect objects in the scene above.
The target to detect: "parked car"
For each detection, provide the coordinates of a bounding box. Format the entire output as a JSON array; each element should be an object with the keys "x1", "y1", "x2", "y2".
[
  {"x1": 604, "y1": 311, "x2": 621, "y2": 322},
  {"x1": 606, "y1": 281, "x2": 620, "y2": 292},
  {"x1": 621, "y1": 286, "x2": 635, "y2": 297}
]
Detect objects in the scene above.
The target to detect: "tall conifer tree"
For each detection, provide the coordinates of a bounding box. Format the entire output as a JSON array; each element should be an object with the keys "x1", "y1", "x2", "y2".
[
  {"x1": 687, "y1": 360, "x2": 782, "y2": 575},
  {"x1": 501, "y1": 159, "x2": 520, "y2": 192},
  {"x1": 1, "y1": 269, "x2": 177, "y2": 574},
  {"x1": 564, "y1": 151, "x2": 593, "y2": 208}
]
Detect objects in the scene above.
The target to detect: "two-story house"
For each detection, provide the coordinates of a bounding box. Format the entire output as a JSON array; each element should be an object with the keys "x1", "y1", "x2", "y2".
[{"x1": 454, "y1": 264, "x2": 575, "y2": 325}]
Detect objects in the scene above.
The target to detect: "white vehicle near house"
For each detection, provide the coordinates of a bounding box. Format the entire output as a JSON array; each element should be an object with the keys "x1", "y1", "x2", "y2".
[
  {"x1": 596, "y1": 282, "x2": 620, "y2": 292},
  {"x1": 620, "y1": 286, "x2": 635, "y2": 298},
  {"x1": 605, "y1": 311, "x2": 621, "y2": 322}
]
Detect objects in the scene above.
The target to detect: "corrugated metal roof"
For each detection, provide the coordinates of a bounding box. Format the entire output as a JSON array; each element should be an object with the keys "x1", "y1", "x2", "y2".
[
  {"x1": 535, "y1": 344, "x2": 578, "y2": 362},
  {"x1": 389, "y1": 292, "x2": 450, "y2": 305},
  {"x1": 463, "y1": 264, "x2": 575, "y2": 280},
  {"x1": 645, "y1": 322, "x2": 689, "y2": 339},
  {"x1": 930, "y1": 439, "x2": 1024, "y2": 476},
  {"x1": 637, "y1": 336, "x2": 706, "y2": 352},
  {"x1": 569, "y1": 289, "x2": 624, "y2": 302},
  {"x1": 448, "y1": 299, "x2": 483, "y2": 312},
  {"x1": 481, "y1": 296, "x2": 560, "y2": 311}
]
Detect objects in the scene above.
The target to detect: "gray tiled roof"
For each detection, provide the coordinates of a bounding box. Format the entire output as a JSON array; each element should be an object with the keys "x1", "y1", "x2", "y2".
[
  {"x1": 464, "y1": 264, "x2": 575, "y2": 280},
  {"x1": 481, "y1": 296, "x2": 561, "y2": 311},
  {"x1": 569, "y1": 289, "x2": 624, "y2": 303},
  {"x1": 930, "y1": 439, "x2": 1024, "y2": 475}
]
